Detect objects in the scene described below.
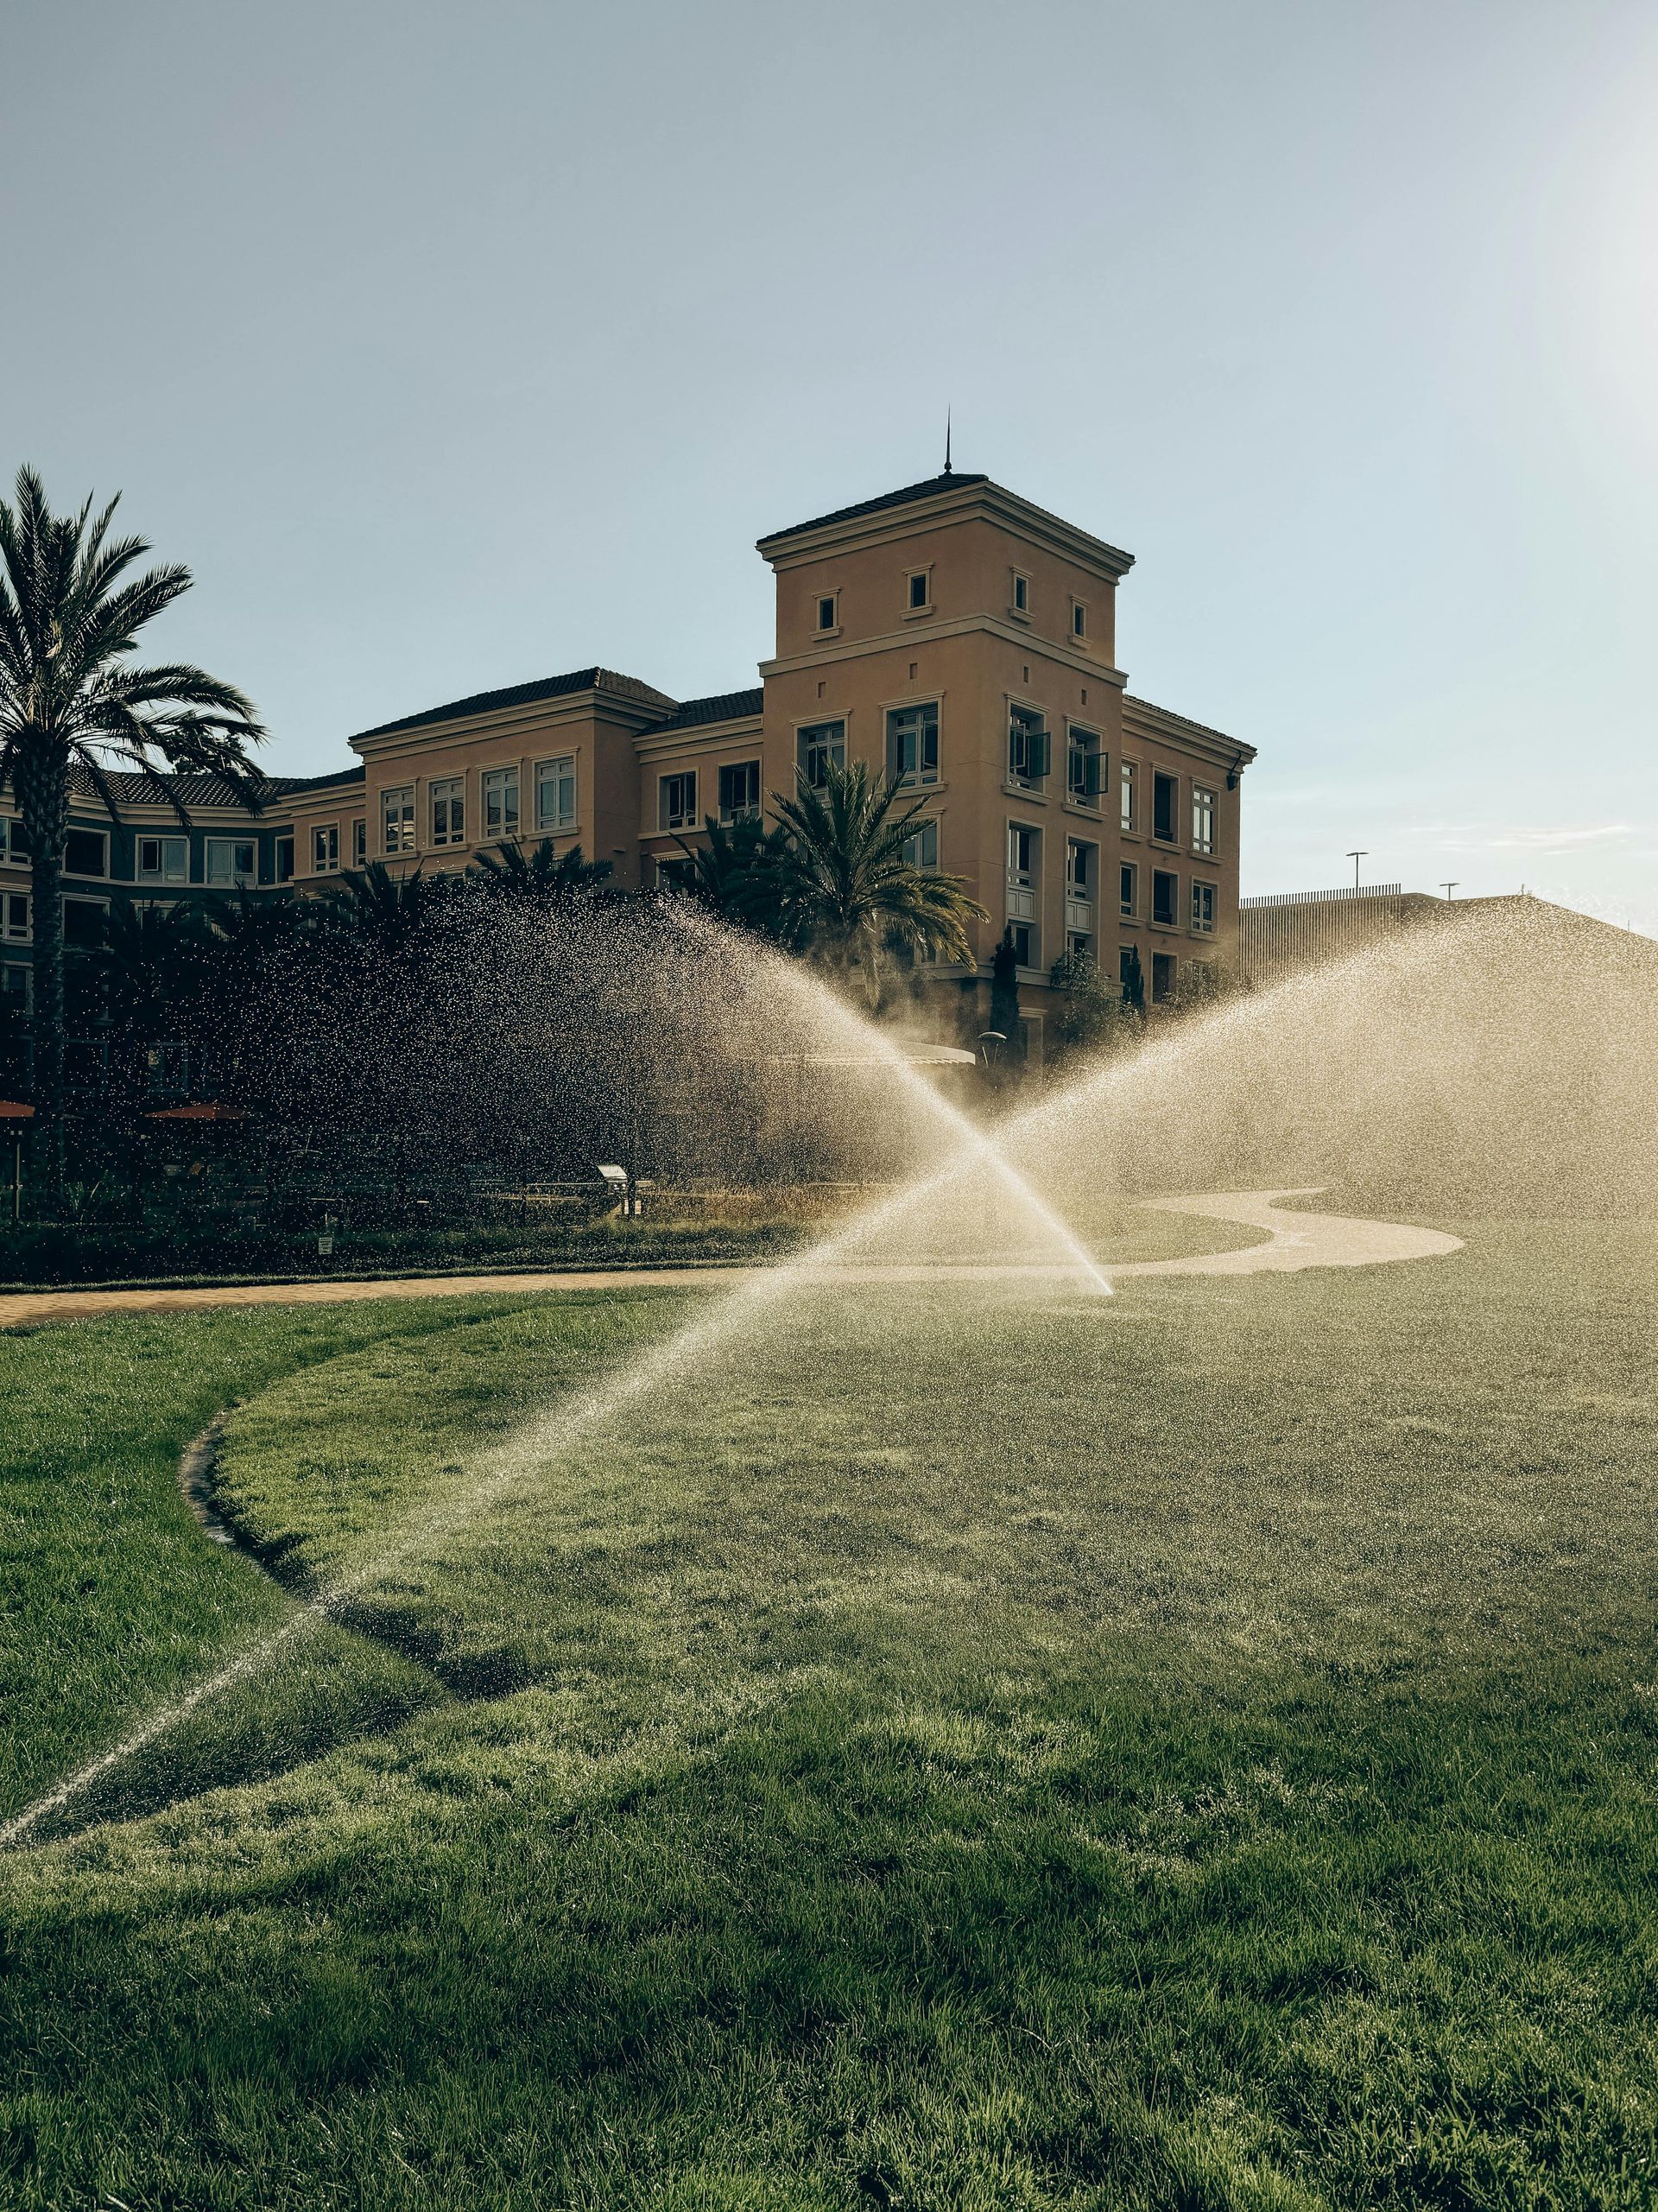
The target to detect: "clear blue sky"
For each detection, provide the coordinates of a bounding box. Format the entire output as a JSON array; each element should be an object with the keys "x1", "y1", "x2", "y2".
[{"x1": 5, "y1": 0, "x2": 1655, "y2": 923}]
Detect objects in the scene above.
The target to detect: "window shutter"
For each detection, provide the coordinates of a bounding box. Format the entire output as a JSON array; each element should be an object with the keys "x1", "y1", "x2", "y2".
[{"x1": 1031, "y1": 728, "x2": 1050, "y2": 781}]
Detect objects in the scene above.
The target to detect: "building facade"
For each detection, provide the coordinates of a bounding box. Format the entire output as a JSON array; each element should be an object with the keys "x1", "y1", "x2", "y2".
[{"x1": 1, "y1": 471, "x2": 1255, "y2": 1059}]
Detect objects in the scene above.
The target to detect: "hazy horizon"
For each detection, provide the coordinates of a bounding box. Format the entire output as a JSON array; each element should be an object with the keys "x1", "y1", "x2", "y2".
[{"x1": 4, "y1": 0, "x2": 1655, "y2": 927}]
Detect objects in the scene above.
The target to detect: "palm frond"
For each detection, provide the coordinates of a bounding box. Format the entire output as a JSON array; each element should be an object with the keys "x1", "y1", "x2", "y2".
[
  {"x1": 0, "y1": 466, "x2": 263, "y2": 1195},
  {"x1": 65, "y1": 563, "x2": 195, "y2": 675},
  {"x1": 765, "y1": 759, "x2": 986, "y2": 999},
  {"x1": 467, "y1": 838, "x2": 612, "y2": 902},
  {"x1": 73, "y1": 748, "x2": 136, "y2": 831}
]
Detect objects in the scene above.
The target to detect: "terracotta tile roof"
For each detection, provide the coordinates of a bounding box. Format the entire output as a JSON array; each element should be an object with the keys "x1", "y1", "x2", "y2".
[
  {"x1": 760, "y1": 472, "x2": 990, "y2": 544},
  {"x1": 351, "y1": 666, "x2": 674, "y2": 742},
  {"x1": 642, "y1": 688, "x2": 763, "y2": 734},
  {"x1": 58, "y1": 764, "x2": 363, "y2": 812}
]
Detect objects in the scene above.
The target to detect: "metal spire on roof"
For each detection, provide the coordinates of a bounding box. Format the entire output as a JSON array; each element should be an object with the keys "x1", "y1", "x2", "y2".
[{"x1": 944, "y1": 408, "x2": 952, "y2": 475}]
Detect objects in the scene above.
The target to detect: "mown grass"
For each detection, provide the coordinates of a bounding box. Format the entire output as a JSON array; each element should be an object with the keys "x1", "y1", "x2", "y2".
[
  {"x1": 3, "y1": 1217, "x2": 1657, "y2": 2208},
  {"x1": 0, "y1": 1291, "x2": 679, "y2": 1817}
]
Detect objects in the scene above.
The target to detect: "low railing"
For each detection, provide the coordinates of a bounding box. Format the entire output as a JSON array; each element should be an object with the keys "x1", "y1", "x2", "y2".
[{"x1": 1241, "y1": 884, "x2": 1403, "y2": 909}]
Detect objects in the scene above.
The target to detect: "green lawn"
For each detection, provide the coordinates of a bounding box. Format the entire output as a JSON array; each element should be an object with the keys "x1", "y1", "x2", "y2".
[{"x1": 3, "y1": 1217, "x2": 1657, "y2": 2208}]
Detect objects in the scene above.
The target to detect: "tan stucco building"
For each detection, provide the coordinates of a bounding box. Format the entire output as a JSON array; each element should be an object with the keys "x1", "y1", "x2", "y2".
[{"x1": 1, "y1": 469, "x2": 1255, "y2": 1057}]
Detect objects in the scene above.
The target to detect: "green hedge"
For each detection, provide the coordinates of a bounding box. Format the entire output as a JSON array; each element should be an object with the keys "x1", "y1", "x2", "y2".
[{"x1": 0, "y1": 1213, "x2": 806, "y2": 1290}]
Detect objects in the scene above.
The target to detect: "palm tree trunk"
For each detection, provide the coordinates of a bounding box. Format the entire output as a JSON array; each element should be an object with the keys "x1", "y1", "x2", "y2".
[{"x1": 16, "y1": 749, "x2": 69, "y2": 1214}]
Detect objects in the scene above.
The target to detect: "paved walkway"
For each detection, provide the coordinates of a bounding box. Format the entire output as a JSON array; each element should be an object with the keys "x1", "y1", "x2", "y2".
[
  {"x1": 1130, "y1": 1188, "x2": 1464, "y2": 1276},
  {"x1": 0, "y1": 1190, "x2": 1460, "y2": 1329}
]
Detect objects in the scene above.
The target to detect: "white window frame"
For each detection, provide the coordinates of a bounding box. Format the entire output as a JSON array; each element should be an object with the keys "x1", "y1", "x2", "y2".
[
  {"x1": 1119, "y1": 861, "x2": 1137, "y2": 919},
  {"x1": 1010, "y1": 569, "x2": 1031, "y2": 618},
  {"x1": 659, "y1": 770, "x2": 698, "y2": 832},
  {"x1": 1008, "y1": 705, "x2": 1048, "y2": 790},
  {"x1": 312, "y1": 824, "x2": 341, "y2": 874},
  {"x1": 1071, "y1": 597, "x2": 1087, "y2": 639},
  {"x1": 1151, "y1": 867, "x2": 1180, "y2": 929},
  {"x1": 887, "y1": 702, "x2": 940, "y2": 788},
  {"x1": 136, "y1": 834, "x2": 188, "y2": 885},
  {"x1": 1066, "y1": 724, "x2": 1103, "y2": 806},
  {"x1": 904, "y1": 567, "x2": 933, "y2": 616},
  {"x1": 205, "y1": 836, "x2": 257, "y2": 889},
  {"x1": 797, "y1": 719, "x2": 845, "y2": 790},
  {"x1": 382, "y1": 785, "x2": 415, "y2": 856},
  {"x1": 901, "y1": 818, "x2": 940, "y2": 871},
  {"x1": 63, "y1": 826, "x2": 109, "y2": 878},
  {"x1": 1006, "y1": 821, "x2": 1040, "y2": 956},
  {"x1": 2, "y1": 891, "x2": 30, "y2": 941},
  {"x1": 1153, "y1": 770, "x2": 1180, "y2": 846},
  {"x1": 1120, "y1": 759, "x2": 1138, "y2": 833},
  {"x1": 1192, "y1": 879, "x2": 1217, "y2": 935},
  {"x1": 1192, "y1": 785, "x2": 1216, "y2": 856},
  {"x1": 430, "y1": 777, "x2": 465, "y2": 849},
  {"x1": 1065, "y1": 838, "x2": 1096, "y2": 949},
  {"x1": 815, "y1": 592, "x2": 839, "y2": 635},
  {"x1": 717, "y1": 760, "x2": 761, "y2": 824},
  {"x1": 535, "y1": 755, "x2": 577, "y2": 834},
  {"x1": 63, "y1": 894, "x2": 109, "y2": 946},
  {"x1": 481, "y1": 766, "x2": 520, "y2": 842},
  {"x1": 352, "y1": 818, "x2": 366, "y2": 867}
]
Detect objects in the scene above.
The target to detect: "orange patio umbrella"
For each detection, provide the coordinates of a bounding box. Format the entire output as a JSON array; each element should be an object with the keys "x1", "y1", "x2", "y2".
[
  {"x1": 145, "y1": 1102, "x2": 249, "y2": 1122},
  {"x1": 0, "y1": 1099, "x2": 35, "y2": 1118}
]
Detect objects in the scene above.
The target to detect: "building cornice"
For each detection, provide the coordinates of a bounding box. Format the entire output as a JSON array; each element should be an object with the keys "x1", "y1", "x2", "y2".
[
  {"x1": 1123, "y1": 694, "x2": 1256, "y2": 773},
  {"x1": 3, "y1": 796, "x2": 285, "y2": 830},
  {"x1": 635, "y1": 714, "x2": 764, "y2": 764},
  {"x1": 760, "y1": 614, "x2": 1129, "y2": 688},
  {"x1": 757, "y1": 479, "x2": 1135, "y2": 584},
  {"x1": 351, "y1": 684, "x2": 669, "y2": 766}
]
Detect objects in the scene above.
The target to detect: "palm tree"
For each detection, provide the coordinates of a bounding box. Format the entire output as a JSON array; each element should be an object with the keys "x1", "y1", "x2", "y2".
[
  {"x1": 93, "y1": 897, "x2": 207, "y2": 1097},
  {"x1": 671, "y1": 813, "x2": 792, "y2": 938},
  {"x1": 770, "y1": 758, "x2": 987, "y2": 1004},
  {"x1": 193, "y1": 889, "x2": 316, "y2": 1112},
  {"x1": 465, "y1": 838, "x2": 613, "y2": 904},
  {"x1": 0, "y1": 467, "x2": 263, "y2": 1204},
  {"x1": 319, "y1": 860, "x2": 452, "y2": 955}
]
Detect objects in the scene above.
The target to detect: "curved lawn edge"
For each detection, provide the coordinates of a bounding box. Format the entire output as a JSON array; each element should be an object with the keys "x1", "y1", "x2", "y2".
[{"x1": 3, "y1": 1193, "x2": 1446, "y2": 1329}]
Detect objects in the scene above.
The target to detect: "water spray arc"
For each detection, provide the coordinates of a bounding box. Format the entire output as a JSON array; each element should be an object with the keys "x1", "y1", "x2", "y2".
[
  {"x1": 0, "y1": 927, "x2": 1107, "y2": 1850},
  {"x1": 667, "y1": 907, "x2": 1111, "y2": 1296},
  {"x1": 0, "y1": 1127, "x2": 1093, "y2": 1853},
  {"x1": 9, "y1": 899, "x2": 1630, "y2": 1852}
]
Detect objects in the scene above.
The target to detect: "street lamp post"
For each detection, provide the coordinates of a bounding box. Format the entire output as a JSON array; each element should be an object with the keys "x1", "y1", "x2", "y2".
[{"x1": 1345, "y1": 850, "x2": 1369, "y2": 892}]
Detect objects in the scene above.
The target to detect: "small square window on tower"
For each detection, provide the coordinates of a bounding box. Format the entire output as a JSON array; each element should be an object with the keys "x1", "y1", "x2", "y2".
[
  {"x1": 816, "y1": 593, "x2": 838, "y2": 633},
  {"x1": 1011, "y1": 571, "x2": 1030, "y2": 617},
  {"x1": 1072, "y1": 599, "x2": 1086, "y2": 638},
  {"x1": 906, "y1": 570, "x2": 930, "y2": 612}
]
